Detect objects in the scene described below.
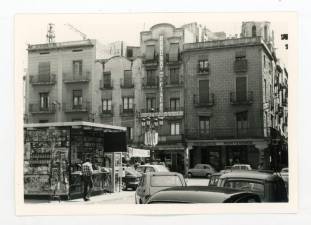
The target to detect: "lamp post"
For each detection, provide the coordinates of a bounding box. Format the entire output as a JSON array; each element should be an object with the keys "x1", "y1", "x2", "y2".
[{"x1": 140, "y1": 108, "x2": 164, "y2": 162}]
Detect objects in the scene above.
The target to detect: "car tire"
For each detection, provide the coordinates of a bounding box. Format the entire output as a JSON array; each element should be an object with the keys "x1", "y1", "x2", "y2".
[
  {"x1": 188, "y1": 172, "x2": 192, "y2": 178},
  {"x1": 122, "y1": 181, "x2": 127, "y2": 191}
]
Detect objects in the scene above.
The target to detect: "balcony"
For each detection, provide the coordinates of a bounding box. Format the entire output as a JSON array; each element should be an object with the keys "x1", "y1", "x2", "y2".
[
  {"x1": 120, "y1": 78, "x2": 134, "y2": 89},
  {"x1": 193, "y1": 94, "x2": 215, "y2": 107},
  {"x1": 142, "y1": 54, "x2": 159, "y2": 68},
  {"x1": 99, "y1": 79, "x2": 114, "y2": 90},
  {"x1": 142, "y1": 77, "x2": 159, "y2": 89},
  {"x1": 29, "y1": 103, "x2": 56, "y2": 114},
  {"x1": 164, "y1": 76, "x2": 184, "y2": 88},
  {"x1": 230, "y1": 91, "x2": 253, "y2": 105},
  {"x1": 185, "y1": 127, "x2": 270, "y2": 140},
  {"x1": 63, "y1": 71, "x2": 91, "y2": 84},
  {"x1": 29, "y1": 74, "x2": 56, "y2": 86},
  {"x1": 164, "y1": 107, "x2": 184, "y2": 112},
  {"x1": 165, "y1": 53, "x2": 181, "y2": 66},
  {"x1": 158, "y1": 134, "x2": 183, "y2": 144},
  {"x1": 120, "y1": 104, "x2": 136, "y2": 116},
  {"x1": 63, "y1": 101, "x2": 90, "y2": 113},
  {"x1": 234, "y1": 59, "x2": 248, "y2": 73},
  {"x1": 98, "y1": 104, "x2": 114, "y2": 117}
]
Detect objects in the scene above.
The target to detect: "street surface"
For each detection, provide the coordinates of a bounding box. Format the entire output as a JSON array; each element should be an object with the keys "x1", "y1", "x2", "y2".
[{"x1": 25, "y1": 178, "x2": 210, "y2": 204}]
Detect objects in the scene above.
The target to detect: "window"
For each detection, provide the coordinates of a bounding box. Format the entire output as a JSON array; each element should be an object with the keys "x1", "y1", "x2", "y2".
[
  {"x1": 103, "y1": 72, "x2": 112, "y2": 88},
  {"x1": 145, "y1": 45, "x2": 155, "y2": 60},
  {"x1": 236, "y1": 111, "x2": 248, "y2": 136},
  {"x1": 264, "y1": 25, "x2": 268, "y2": 41},
  {"x1": 146, "y1": 70, "x2": 156, "y2": 86},
  {"x1": 199, "y1": 80, "x2": 210, "y2": 104},
  {"x1": 199, "y1": 117, "x2": 210, "y2": 135},
  {"x1": 127, "y1": 48, "x2": 133, "y2": 58},
  {"x1": 169, "y1": 68, "x2": 179, "y2": 84},
  {"x1": 170, "y1": 98, "x2": 180, "y2": 111},
  {"x1": 168, "y1": 43, "x2": 179, "y2": 62},
  {"x1": 150, "y1": 175, "x2": 183, "y2": 187},
  {"x1": 236, "y1": 77, "x2": 247, "y2": 102},
  {"x1": 123, "y1": 70, "x2": 133, "y2": 87},
  {"x1": 38, "y1": 62, "x2": 50, "y2": 82},
  {"x1": 72, "y1": 90, "x2": 83, "y2": 108},
  {"x1": 170, "y1": 122, "x2": 180, "y2": 135},
  {"x1": 102, "y1": 99, "x2": 112, "y2": 112},
  {"x1": 127, "y1": 127, "x2": 133, "y2": 141},
  {"x1": 224, "y1": 180, "x2": 264, "y2": 200},
  {"x1": 146, "y1": 97, "x2": 156, "y2": 111},
  {"x1": 252, "y1": 25, "x2": 257, "y2": 37},
  {"x1": 122, "y1": 97, "x2": 134, "y2": 111},
  {"x1": 39, "y1": 92, "x2": 49, "y2": 110},
  {"x1": 264, "y1": 55, "x2": 266, "y2": 68},
  {"x1": 198, "y1": 60, "x2": 209, "y2": 73},
  {"x1": 73, "y1": 60, "x2": 82, "y2": 76},
  {"x1": 264, "y1": 79, "x2": 267, "y2": 102}
]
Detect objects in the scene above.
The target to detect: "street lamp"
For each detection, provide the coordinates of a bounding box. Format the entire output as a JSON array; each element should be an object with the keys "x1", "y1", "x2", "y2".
[{"x1": 140, "y1": 108, "x2": 164, "y2": 162}]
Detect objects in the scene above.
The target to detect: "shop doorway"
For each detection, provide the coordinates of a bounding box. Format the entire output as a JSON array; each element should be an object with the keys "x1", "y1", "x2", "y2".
[{"x1": 226, "y1": 145, "x2": 248, "y2": 166}]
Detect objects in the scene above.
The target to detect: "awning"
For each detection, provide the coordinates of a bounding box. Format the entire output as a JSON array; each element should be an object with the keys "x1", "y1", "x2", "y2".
[
  {"x1": 168, "y1": 43, "x2": 179, "y2": 61},
  {"x1": 128, "y1": 147, "x2": 150, "y2": 158},
  {"x1": 145, "y1": 45, "x2": 155, "y2": 60}
]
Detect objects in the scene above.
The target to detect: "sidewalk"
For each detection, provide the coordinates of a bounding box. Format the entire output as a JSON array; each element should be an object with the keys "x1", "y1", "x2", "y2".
[{"x1": 25, "y1": 190, "x2": 135, "y2": 205}]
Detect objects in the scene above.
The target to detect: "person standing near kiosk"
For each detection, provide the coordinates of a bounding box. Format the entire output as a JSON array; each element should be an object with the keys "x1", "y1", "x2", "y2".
[{"x1": 82, "y1": 158, "x2": 94, "y2": 201}]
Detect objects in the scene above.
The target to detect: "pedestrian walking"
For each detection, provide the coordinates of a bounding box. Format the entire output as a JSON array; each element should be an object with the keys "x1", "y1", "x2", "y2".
[{"x1": 81, "y1": 158, "x2": 94, "y2": 201}]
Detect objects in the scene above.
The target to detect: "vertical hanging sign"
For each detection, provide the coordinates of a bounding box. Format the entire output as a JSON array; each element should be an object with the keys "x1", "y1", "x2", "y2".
[{"x1": 159, "y1": 35, "x2": 164, "y2": 113}]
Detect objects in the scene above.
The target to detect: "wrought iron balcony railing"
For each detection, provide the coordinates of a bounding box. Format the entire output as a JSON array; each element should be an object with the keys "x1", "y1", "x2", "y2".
[
  {"x1": 63, "y1": 101, "x2": 90, "y2": 113},
  {"x1": 29, "y1": 74, "x2": 56, "y2": 85},
  {"x1": 99, "y1": 79, "x2": 114, "y2": 90},
  {"x1": 63, "y1": 71, "x2": 91, "y2": 83},
  {"x1": 230, "y1": 91, "x2": 253, "y2": 105},
  {"x1": 142, "y1": 77, "x2": 159, "y2": 88},
  {"x1": 98, "y1": 104, "x2": 114, "y2": 116},
  {"x1": 120, "y1": 104, "x2": 135, "y2": 115},
  {"x1": 29, "y1": 103, "x2": 56, "y2": 114},
  {"x1": 120, "y1": 78, "x2": 134, "y2": 88},
  {"x1": 193, "y1": 94, "x2": 215, "y2": 107}
]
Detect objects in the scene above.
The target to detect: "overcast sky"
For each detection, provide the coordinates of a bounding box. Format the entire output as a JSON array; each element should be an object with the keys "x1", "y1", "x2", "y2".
[{"x1": 15, "y1": 13, "x2": 289, "y2": 74}]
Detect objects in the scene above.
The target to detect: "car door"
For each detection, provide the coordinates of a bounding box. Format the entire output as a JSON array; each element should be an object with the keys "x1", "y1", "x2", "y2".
[{"x1": 193, "y1": 164, "x2": 201, "y2": 176}]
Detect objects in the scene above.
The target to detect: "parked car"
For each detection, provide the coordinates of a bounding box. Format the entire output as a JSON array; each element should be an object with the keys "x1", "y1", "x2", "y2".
[
  {"x1": 136, "y1": 164, "x2": 169, "y2": 174},
  {"x1": 121, "y1": 167, "x2": 142, "y2": 191},
  {"x1": 231, "y1": 164, "x2": 252, "y2": 171},
  {"x1": 217, "y1": 171, "x2": 288, "y2": 202},
  {"x1": 135, "y1": 172, "x2": 186, "y2": 204},
  {"x1": 208, "y1": 172, "x2": 224, "y2": 186},
  {"x1": 146, "y1": 186, "x2": 261, "y2": 204},
  {"x1": 187, "y1": 164, "x2": 216, "y2": 178}
]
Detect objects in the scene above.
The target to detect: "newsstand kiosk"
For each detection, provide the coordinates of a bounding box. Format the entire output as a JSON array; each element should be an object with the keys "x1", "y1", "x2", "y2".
[{"x1": 24, "y1": 122, "x2": 127, "y2": 199}]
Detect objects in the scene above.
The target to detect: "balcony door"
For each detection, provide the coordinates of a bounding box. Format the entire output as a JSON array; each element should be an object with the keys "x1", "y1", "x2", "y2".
[
  {"x1": 39, "y1": 92, "x2": 49, "y2": 110},
  {"x1": 199, "y1": 116, "x2": 210, "y2": 137},
  {"x1": 236, "y1": 111, "x2": 248, "y2": 137},
  {"x1": 236, "y1": 77, "x2": 247, "y2": 102},
  {"x1": 38, "y1": 62, "x2": 50, "y2": 82},
  {"x1": 73, "y1": 90, "x2": 83, "y2": 109},
  {"x1": 199, "y1": 80, "x2": 209, "y2": 104},
  {"x1": 73, "y1": 60, "x2": 82, "y2": 77}
]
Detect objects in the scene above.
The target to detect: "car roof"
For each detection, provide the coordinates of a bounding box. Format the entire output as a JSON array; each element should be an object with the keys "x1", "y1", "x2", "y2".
[
  {"x1": 147, "y1": 186, "x2": 256, "y2": 203},
  {"x1": 220, "y1": 171, "x2": 282, "y2": 181},
  {"x1": 232, "y1": 164, "x2": 251, "y2": 166},
  {"x1": 146, "y1": 172, "x2": 182, "y2": 176},
  {"x1": 138, "y1": 165, "x2": 167, "y2": 168}
]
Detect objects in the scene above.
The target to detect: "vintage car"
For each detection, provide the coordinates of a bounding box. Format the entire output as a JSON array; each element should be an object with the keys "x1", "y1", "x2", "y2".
[
  {"x1": 136, "y1": 164, "x2": 169, "y2": 174},
  {"x1": 187, "y1": 164, "x2": 216, "y2": 178},
  {"x1": 231, "y1": 164, "x2": 252, "y2": 171},
  {"x1": 135, "y1": 172, "x2": 186, "y2": 204},
  {"x1": 121, "y1": 167, "x2": 142, "y2": 191},
  {"x1": 217, "y1": 171, "x2": 288, "y2": 202},
  {"x1": 146, "y1": 186, "x2": 261, "y2": 204}
]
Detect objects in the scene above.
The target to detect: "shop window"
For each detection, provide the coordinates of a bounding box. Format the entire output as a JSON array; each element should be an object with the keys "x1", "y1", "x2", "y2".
[
  {"x1": 102, "y1": 99, "x2": 112, "y2": 112},
  {"x1": 73, "y1": 60, "x2": 82, "y2": 76},
  {"x1": 170, "y1": 122, "x2": 180, "y2": 135},
  {"x1": 170, "y1": 98, "x2": 180, "y2": 111},
  {"x1": 198, "y1": 59, "x2": 209, "y2": 73},
  {"x1": 123, "y1": 97, "x2": 134, "y2": 111},
  {"x1": 73, "y1": 90, "x2": 83, "y2": 108},
  {"x1": 199, "y1": 117, "x2": 210, "y2": 135},
  {"x1": 146, "y1": 97, "x2": 156, "y2": 112},
  {"x1": 169, "y1": 68, "x2": 179, "y2": 84},
  {"x1": 39, "y1": 92, "x2": 49, "y2": 110}
]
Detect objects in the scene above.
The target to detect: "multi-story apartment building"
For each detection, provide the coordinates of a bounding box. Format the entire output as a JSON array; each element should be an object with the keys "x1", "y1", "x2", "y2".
[
  {"x1": 182, "y1": 21, "x2": 281, "y2": 171},
  {"x1": 25, "y1": 40, "x2": 97, "y2": 123}
]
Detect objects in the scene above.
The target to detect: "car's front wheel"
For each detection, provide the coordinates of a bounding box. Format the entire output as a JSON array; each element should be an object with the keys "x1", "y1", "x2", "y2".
[{"x1": 122, "y1": 181, "x2": 127, "y2": 191}]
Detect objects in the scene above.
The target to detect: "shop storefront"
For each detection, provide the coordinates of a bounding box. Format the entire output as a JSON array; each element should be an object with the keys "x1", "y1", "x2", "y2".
[
  {"x1": 187, "y1": 139, "x2": 269, "y2": 171},
  {"x1": 24, "y1": 122, "x2": 127, "y2": 199}
]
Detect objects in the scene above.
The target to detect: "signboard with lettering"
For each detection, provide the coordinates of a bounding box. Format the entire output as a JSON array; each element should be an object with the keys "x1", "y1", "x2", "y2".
[
  {"x1": 159, "y1": 35, "x2": 164, "y2": 113},
  {"x1": 140, "y1": 111, "x2": 183, "y2": 118}
]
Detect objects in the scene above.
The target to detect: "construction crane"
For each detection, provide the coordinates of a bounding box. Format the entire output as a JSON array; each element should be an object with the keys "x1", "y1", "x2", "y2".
[{"x1": 64, "y1": 23, "x2": 88, "y2": 40}]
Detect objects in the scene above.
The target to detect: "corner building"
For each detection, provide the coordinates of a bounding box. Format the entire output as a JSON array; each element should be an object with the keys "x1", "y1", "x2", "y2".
[{"x1": 183, "y1": 22, "x2": 277, "y2": 171}]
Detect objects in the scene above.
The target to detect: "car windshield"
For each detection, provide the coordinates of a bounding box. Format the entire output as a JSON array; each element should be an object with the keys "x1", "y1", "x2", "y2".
[
  {"x1": 150, "y1": 175, "x2": 183, "y2": 187},
  {"x1": 126, "y1": 168, "x2": 140, "y2": 176},
  {"x1": 224, "y1": 180, "x2": 265, "y2": 199}
]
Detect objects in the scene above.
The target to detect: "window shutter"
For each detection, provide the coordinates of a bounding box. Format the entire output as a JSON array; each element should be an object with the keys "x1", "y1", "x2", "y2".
[
  {"x1": 38, "y1": 62, "x2": 50, "y2": 81},
  {"x1": 199, "y1": 80, "x2": 209, "y2": 104}
]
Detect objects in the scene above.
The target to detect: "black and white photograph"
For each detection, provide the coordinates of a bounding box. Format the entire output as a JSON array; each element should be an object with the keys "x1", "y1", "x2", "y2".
[{"x1": 14, "y1": 12, "x2": 297, "y2": 214}]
